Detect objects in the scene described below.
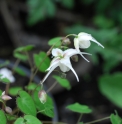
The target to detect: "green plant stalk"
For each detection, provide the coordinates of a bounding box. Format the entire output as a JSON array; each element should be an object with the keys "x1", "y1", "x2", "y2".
[
  {"x1": 84, "y1": 116, "x2": 110, "y2": 124},
  {"x1": 4, "y1": 59, "x2": 20, "y2": 111},
  {"x1": 46, "y1": 81, "x2": 58, "y2": 93},
  {"x1": 25, "y1": 51, "x2": 33, "y2": 69},
  {"x1": 27, "y1": 54, "x2": 48, "y2": 88},
  {"x1": 41, "y1": 121, "x2": 68, "y2": 124},
  {"x1": 5, "y1": 59, "x2": 20, "y2": 95},
  {"x1": 77, "y1": 114, "x2": 83, "y2": 124},
  {"x1": 65, "y1": 34, "x2": 77, "y2": 38}
]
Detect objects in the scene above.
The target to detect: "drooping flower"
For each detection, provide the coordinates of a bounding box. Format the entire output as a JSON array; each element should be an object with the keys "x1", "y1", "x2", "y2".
[
  {"x1": 74, "y1": 32, "x2": 104, "y2": 52},
  {"x1": 0, "y1": 91, "x2": 12, "y2": 101},
  {"x1": 0, "y1": 68, "x2": 15, "y2": 83},
  {"x1": 42, "y1": 48, "x2": 91, "y2": 83}
]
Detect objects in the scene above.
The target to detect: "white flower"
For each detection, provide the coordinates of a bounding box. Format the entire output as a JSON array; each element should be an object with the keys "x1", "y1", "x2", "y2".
[
  {"x1": 74, "y1": 32, "x2": 104, "y2": 52},
  {"x1": 42, "y1": 48, "x2": 91, "y2": 83},
  {"x1": 0, "y1": 68, "x2": 15, "y2": 83}
]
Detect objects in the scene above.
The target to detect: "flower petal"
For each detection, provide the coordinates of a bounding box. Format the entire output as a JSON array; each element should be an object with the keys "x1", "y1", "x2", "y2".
[
  {"x1": 42, "y1": 63, "x2": 59, "y2": 83},
  {"x1": 60, "y1": 58, "x2": 79, "y2": 82},
  {"x1": 78, "y1": 32, "x2": 104, "y2": 48},
  {"x1": 52, "y1": 48, "x2": 63, "y2": 57},
  {"x1": 74, "y1": 38, "x2": 80, "y2": 52},
  {"x1": 78, "y1": 53, "x2": 90, "y2": 62},
  {"x1": 63, "y1": 48, "x2": 79, "y2": 57},
  {"x1": 59, "y1": 63, "x2": 70, "y2": 72},
  {"x1": 64, "y1": 48, "x2": 91, "y2": 62},
  {"x1": 79, "y1": 40, "x2": 91, "y2": 48},
  {"x1": 78, "y1": 32, "x2": 92, "y2": 41},
  {"x1": 91, "y1": 37, "x2": 104, "y2": 48},
  {"x1": 47, "y1": 58, "x2": 60, "y2": 71},
  {"x1": 2, "y1": 91, "x2": 5, "y2": 96}
]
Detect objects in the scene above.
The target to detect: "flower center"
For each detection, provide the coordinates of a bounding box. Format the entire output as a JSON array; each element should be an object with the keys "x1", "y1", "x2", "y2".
[{"x1": 56, "y1": 52, "x2": 64, "y2": 59}]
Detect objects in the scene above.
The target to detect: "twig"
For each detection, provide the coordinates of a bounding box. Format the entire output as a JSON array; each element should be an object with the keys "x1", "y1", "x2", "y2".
[
  {"x1": 46, "y1": 81, "x2": 58, "y2": 93},
  {"x1": 84, "y1": 116, "x2": 110, "y2": 124},
  {"x1": 77, "y1": 114, "x2": 83, "y2": 124}
]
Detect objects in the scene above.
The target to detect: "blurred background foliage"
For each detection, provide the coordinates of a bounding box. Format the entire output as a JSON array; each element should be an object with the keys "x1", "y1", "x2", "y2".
[{"x1": 0, "y1": 0, "x2": 122, "y2": 121}]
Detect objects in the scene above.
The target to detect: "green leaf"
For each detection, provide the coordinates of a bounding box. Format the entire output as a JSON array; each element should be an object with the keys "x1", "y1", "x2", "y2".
[
  {"x1": 0, "y1": 90, "x2": 2, "y2": 95},
  {"x1": 24, "y1": 115, "x2": 42, "y2": 124},
  {"x1": 99, "y1": 73, "x2": 122, "y2": 108},
  {"x1": 9, "y1": 87, "x2": 23, "y2": 96},
  {"x1": 110, "y1": 111, "x2": 122, "y2": 124},
  {"x1": 27, "y1": 0, "x2": 56, "y2": 25},
  {"x1": 0, "y1": 77, "x2": 10, "y2": 84},
  {"x1": 14, "y1": 45, "x2": 35, "y2": 53},
  {"x1": 33, "y1": 87, "x2": 54, "y2": 118},
  {"x1": 0, "y1": 110, "x2": 7, "y2": 124},
  {"x1": 25, "y1": 83, "x2": 37, "y2": 90},
  {"x1": 16, "y1": 91, "x2": 36, "y2": 116},
  {"x1": 48, "y1": 37, "x2": 62, "y2": 47},
  {"x1": 44, "y1": 108, "x2": 54, "y2": 118},
  {"x1": 33, "y1": 51, "x2": 50, "y2": 72},
  {"x1": 14, "y1": 53, "x2": 28, "y2": 61},
  {"x1": 0, "y1": 61, "x2": 10, "y2": 68},
  {"x1": 66, "y1": 103, "x2": 92, "y2": 114},
  {"x1": 53, "y1": 75, "x2": 71, "y2": 90},
  {"x1": 79, "y1": 122, "x2": 84, "y2": 124},
  {"x1": 61, "y1": 0, "x2": 74, "y2": 9},
  {"x1": 46, "y1": 0, "x2": 56, "y2": 17},
  {"x1": 14, "y1": 115, "x2": 42, "y2": 124},
  {"x1": 93, "y1": 15, "x2": 114, "y2": 29},
  {"x1": 6, "y1": 114, "x2": 17, "y2": 121},
  {"x1": 14, "y1": 117, "x2": 24, "y2": 124},
  {"x1": 14, "y1": 67, "x2": 26, "y2": 76}
]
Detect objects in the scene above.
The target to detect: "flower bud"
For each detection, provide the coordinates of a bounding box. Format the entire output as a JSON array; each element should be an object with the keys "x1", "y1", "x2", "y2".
[
  {"x1": 5, "y1": 106, "x2": 12, "y2": 114},
  {"x1": 38, "y1": 90, "x2": 47, "y2": 104},
  {"x1": 1, "y1": 91, "x2": 12, "y2": 101},
  {"x1": 60, "y1": 72, "x2": 66, "y2": 78},
  {"x1": 61, "y1": 37, "x2": 71, "y2": 46},
  {"x1": 1, "y1": 95, "x2": 12, "y2": 101},
  {"x1": 71, "y1": 55, "x2": 78, "y2": 62}
]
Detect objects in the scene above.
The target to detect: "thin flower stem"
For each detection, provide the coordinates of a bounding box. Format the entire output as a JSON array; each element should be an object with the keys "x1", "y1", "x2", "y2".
[
  {"x1": 28, "y1": 54, "x2": 47, "y2": 87},
  {"x1": 1, "y1": 101, "x2": 5, "y2": 110},
  {"x1": 46, "y1": 81, "x2": 58, "y2": 93},
  {"x1": 65, "y1": 34, "x2": 77, "y2": 38},
  {"x1": 12, "y1": 59, "x2": 21, "y2": 74},
  {"x1": 84, "y1": 116, "x2": 110, "y2": 124},
  {"x1": 4, "y1": 59, "x2": 20, "y2": 111},
  {"x1": 77, "y1": 114, "x2": 83, "y2": 124},
  {"x1": 41, "y1": 121, "x2": 68, "y2": 124},
  {"x1": 5, "y1": 59, "x2": 20, "y2": 95},
  {"x1": 25, "y1": 51, "x2": 33, "y2": 69},
  {"x1": 12, "y1": 107, "x2": 19, "y2": 115}
]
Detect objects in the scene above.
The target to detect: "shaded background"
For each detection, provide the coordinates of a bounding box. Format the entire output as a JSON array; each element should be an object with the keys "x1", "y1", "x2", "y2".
[{"x1": 0, "y1": 0, "x2": 122, "y2": 123}]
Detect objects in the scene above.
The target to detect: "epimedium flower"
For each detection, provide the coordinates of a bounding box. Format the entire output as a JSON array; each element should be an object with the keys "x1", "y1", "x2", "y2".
[
  {"x1": 74, "y1": 32, "x2": 104, "y2": 52},
  {"x1": 0, "y1": 68, "x2": 15, "y2": 83},
  {"x1": 42, "y1": 48, "x2": 91, "y2": 83}
]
